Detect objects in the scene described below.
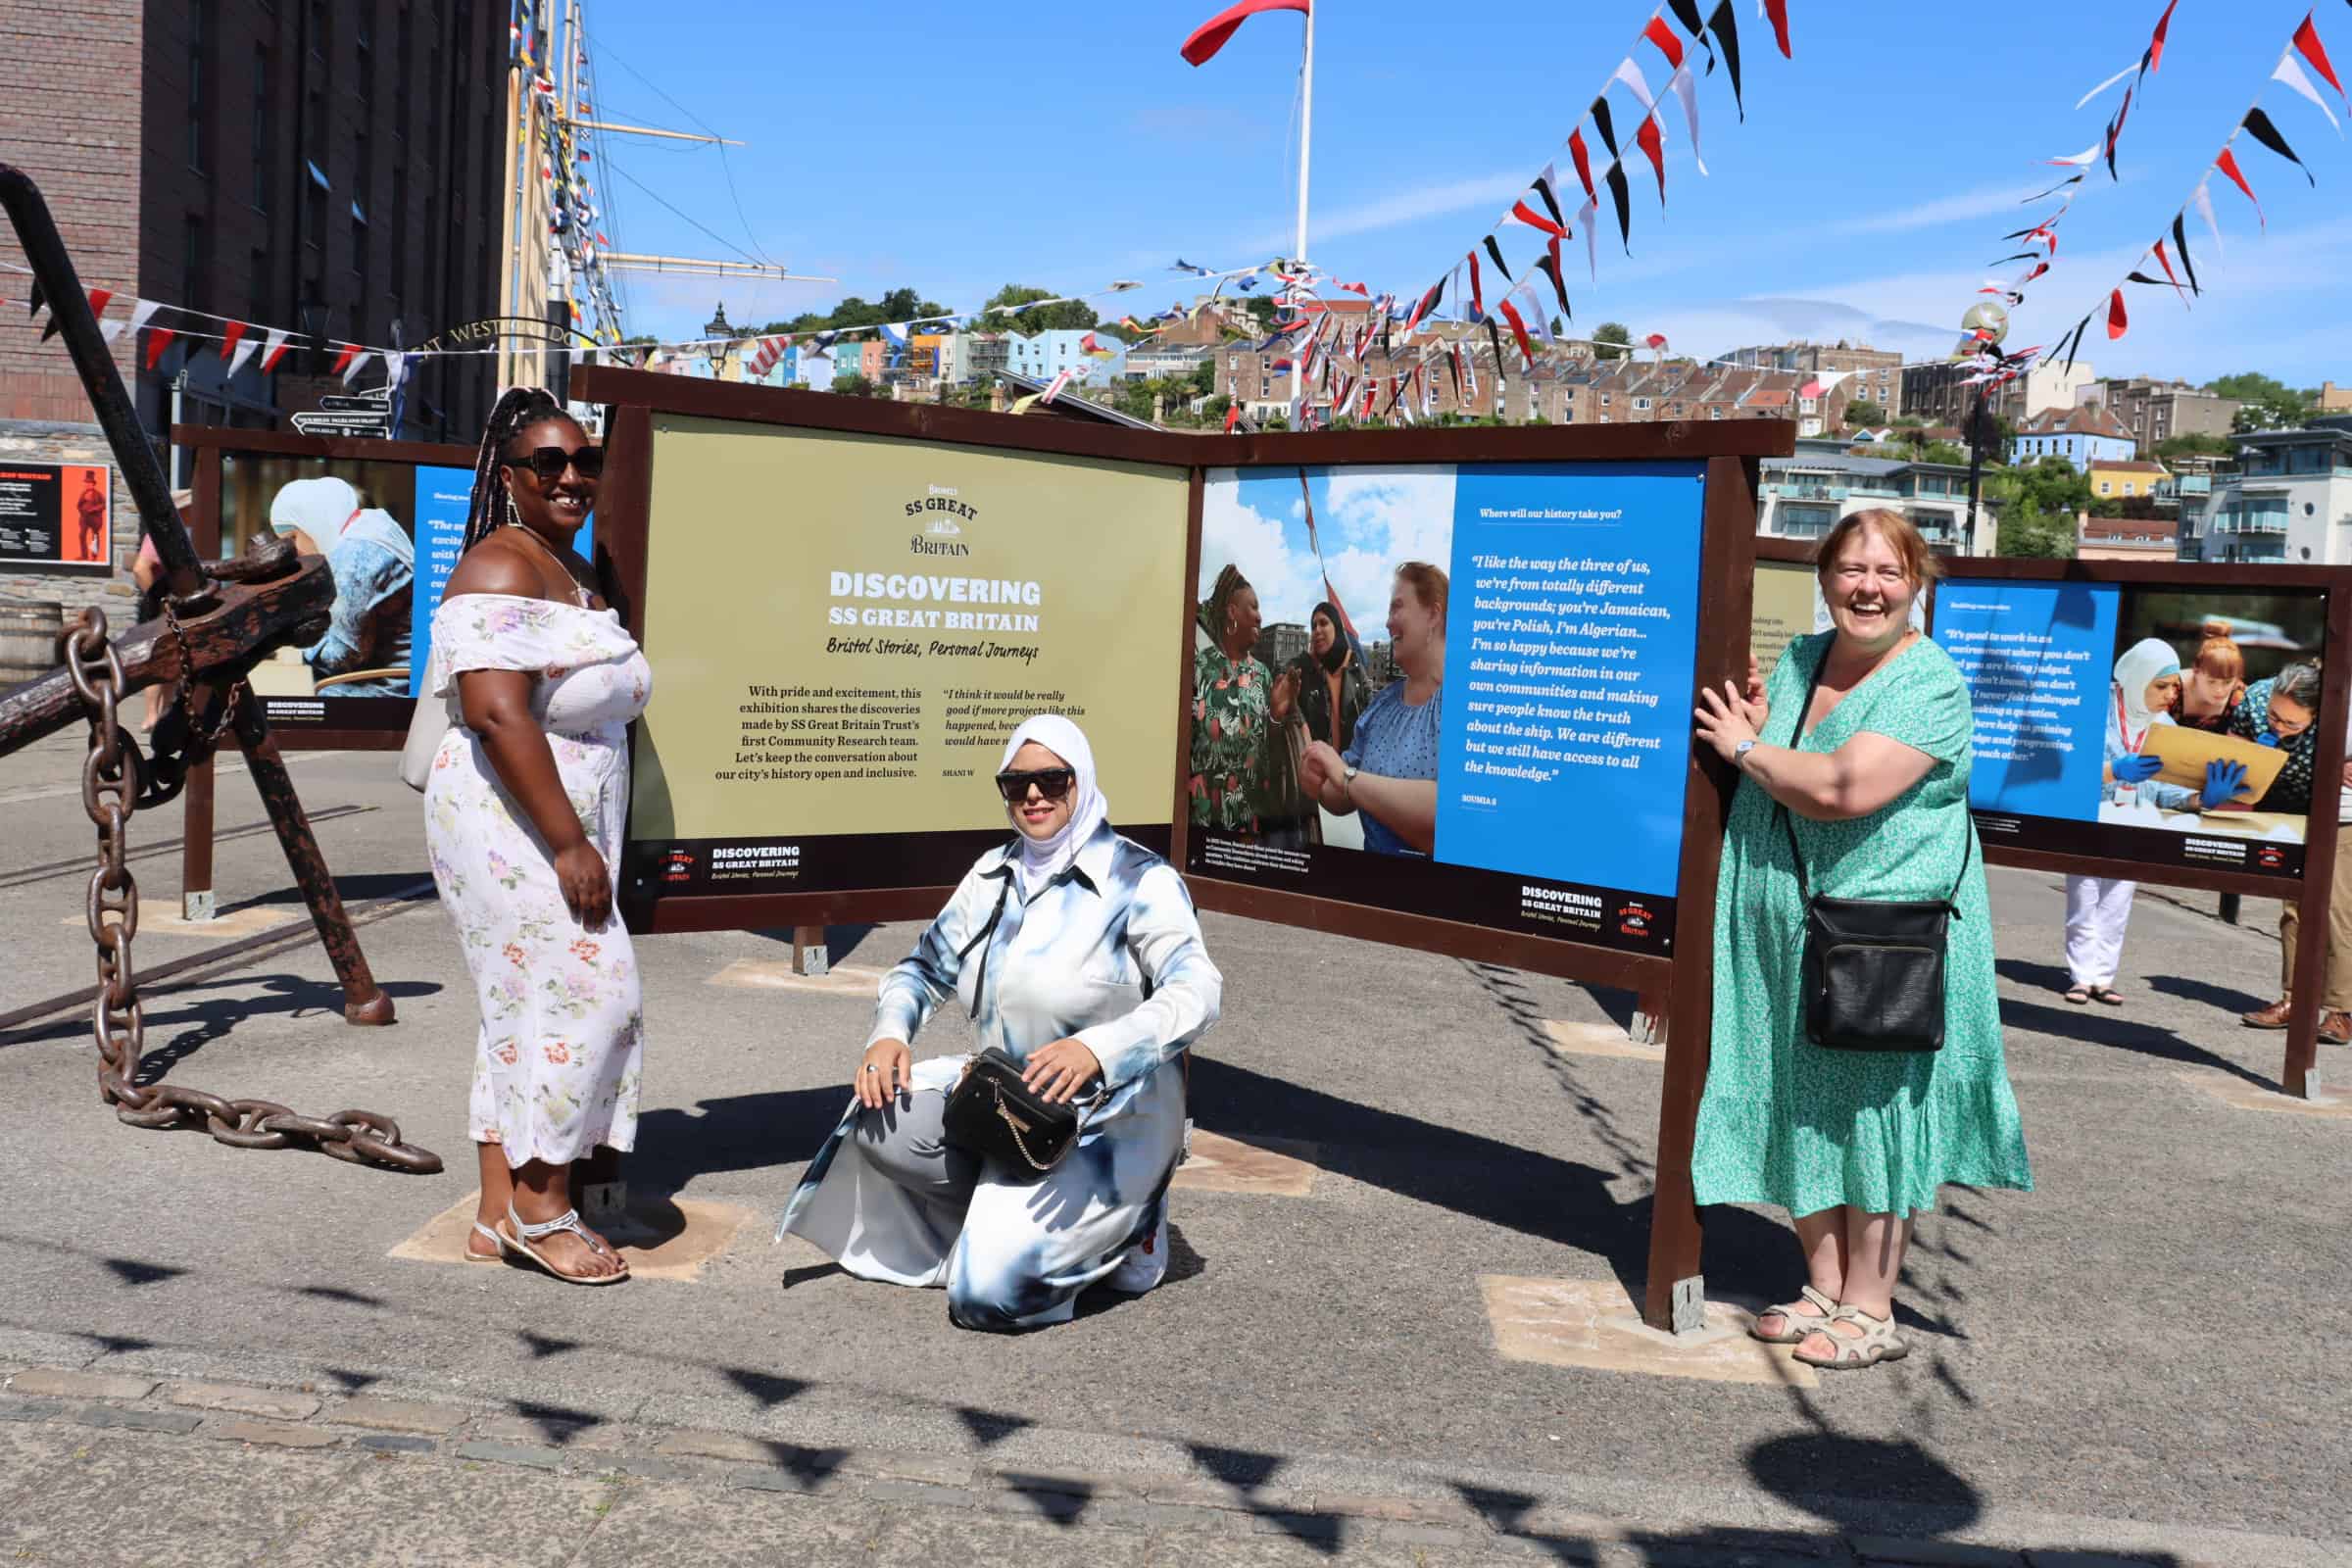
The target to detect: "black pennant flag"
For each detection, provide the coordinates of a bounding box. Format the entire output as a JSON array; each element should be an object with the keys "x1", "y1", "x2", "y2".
[
  {"x1": 1482, "y1": 233, "x2": 1515, "y2": 282},
  {"x1": 1666, "y1": 0, "x2": 1717, "y2": 71},
  {"x1": 26, "y1": 278, "x2": 45, "y2": 322},
  {"x1": 2170, "y1": 213, "x2": 2200, "y2": 294},
  {"x1": 1987, "y1": 252, "x2": 2041, "y2": 267},
  {"x1": 1706, "y1": 0, "x2": 1744, "y2": 119},
  {"x1": 1484, "y1": 318, "x2": 1508, "y2": 390},
  {"x1": 1535, "y1": 249, "x2": 1573, "y2": 318},
  {"x1": 1448, "y1": 344, "x2": 1465, "y2": 401},
  {"x1": 2060, "y1": 312, "x2": 2094, "y2": 373},
  {"x1": 1605, "y1": 163, "x2": 1634, "y2": 251},
  {"x1": 1589, "y1": 96, "x2": 1619, "y2": 159},
  {"x1": 2124, "y1": 270, "x2": 2165, "y2": 286},
  {"x1": 2242, "y1": 108, "x2": 2317, "y2": 186}
]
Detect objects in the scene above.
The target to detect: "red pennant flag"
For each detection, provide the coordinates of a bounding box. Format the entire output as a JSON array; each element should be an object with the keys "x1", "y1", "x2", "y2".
[
  {"x1": 260, "y1": 328, "x2": 293, "y2": 372},
  {"x1": 1495, "y1": 296, "x2": 1536, "y2": 367},
  {"x1": 2106, "y1": 288, "x2": 2129, "y2": 340},
  {"x1": 2151, "y1": 239, "x2": 2190, "y2": 305},
  {"x1": 1337, "y1": 280, "x2": 1369, "y2": 296},
  {"x1": 1507, "y1": 195, "x2": 1568, "y2": 238},
  {"x1": 1642, "y1": 15, "x2": 1686, "y2": 71},
  {"x1": 2216, "y1": 147, "x2": 2264, "y2": 225},
  {"x1": 143, "y1": 327, "x2": 175, "y2": 369},
  {"x1": 220, "y1": 319, "x2": 247, "y2": 361},
  {"x1": 2149, "y1": 0, "x2": 2180, "y2": 73},
  {"x1": 330, "y1": 342, "x2": 363, "y2": 378},
  {"x1": 1467, "y1": 252, "x2": 1485, "y2": 319},
  {"x1": 86, "y1": 288, "x2": 113, "y2": 318},
  {"x1": 1224, "y1": 402, "x2": 1242, "y2": 432},
  {"x1": 1568, "y1": 126, "x2": 1596, "y2": 205},
  {"x1": 1644, "y1": 332, "x2": 1670, "y2": 351},
  {"x1": 1636, "y1": 114, "x2": 1668, "y2": 203},
  {"x1": 1180, "y1": 0, "x2": 1309, "y2": 66},
  {"x1": 2294, "y1": 12, "x2": 2347, "y2": 103},
  {"x1": 1761, "y1": 0, "x2": 1791, "y2": 58}
]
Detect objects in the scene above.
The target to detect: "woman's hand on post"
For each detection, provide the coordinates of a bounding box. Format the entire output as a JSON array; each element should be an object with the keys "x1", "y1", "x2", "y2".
[
  {"x1": 1693, "y1": 682, "x2": 1761, "y2": 764},
  {"x1": 1020, "y1": 1038, "x2": 1102, "y2": 1105},
  {"x1": 553, "y1": 842, "x2": 612, "y2": 929},
  {"x1": 857, "y1": 1039, "x2": 912, "y2": 1109},
  {"x1": 1743, "y1": 656, "x2": 1769, "y2": 729}
]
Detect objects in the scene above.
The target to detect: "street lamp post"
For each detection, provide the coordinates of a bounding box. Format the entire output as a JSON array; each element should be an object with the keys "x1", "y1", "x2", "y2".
[{"x1": 704, "y1": 303, "x2": 734, "y2": 380}]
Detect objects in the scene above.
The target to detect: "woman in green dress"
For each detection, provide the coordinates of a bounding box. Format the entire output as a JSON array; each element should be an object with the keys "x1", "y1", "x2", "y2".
[{"x1": 1691, "y1": 509, "x2": 2031, "y2": 1371}]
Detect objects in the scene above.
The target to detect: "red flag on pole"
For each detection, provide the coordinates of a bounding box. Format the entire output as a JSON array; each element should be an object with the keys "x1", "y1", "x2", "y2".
[{"x1": 1180, "y1": 0, "x2": 1308, "y2": 66}]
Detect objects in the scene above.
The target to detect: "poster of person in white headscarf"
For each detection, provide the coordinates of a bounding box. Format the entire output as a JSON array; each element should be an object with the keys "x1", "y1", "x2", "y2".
[
  {"x1": 219, "y1": 453, "x2": 477, "y2": 734},
  {"x1": 1934, "y1": 581, "x2": 2328, "y2": 879}
]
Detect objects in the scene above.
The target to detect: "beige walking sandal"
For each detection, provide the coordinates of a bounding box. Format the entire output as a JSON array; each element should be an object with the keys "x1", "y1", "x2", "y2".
[
  {"x1": 496, "y1": 1203, "x2": 630, "y2": 1285},
  {"x1": 1750, "y1": 1284, "x2": 1838, "y2": 1344},
  {"x1": 1792, "y1": 1304, "x2": 1909, "y2": 1369}
]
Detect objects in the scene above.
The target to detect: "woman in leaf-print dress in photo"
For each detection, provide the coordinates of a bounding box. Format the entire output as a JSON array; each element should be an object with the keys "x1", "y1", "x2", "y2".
[
  {"x1": 425, "y1": 388, "x2": 652, "y2": 1286},
  {"x1": 1188, "y1": 564, "x2": 1297, "y2": 835}
]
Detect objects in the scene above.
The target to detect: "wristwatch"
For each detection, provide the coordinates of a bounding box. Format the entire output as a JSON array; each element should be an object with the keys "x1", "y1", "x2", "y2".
[
  {"x1": 1733, "y1": 740, "x2": 1758, "y2": 764},
  {"x1": 1342, "y1": 763, "x2": 1359, "y2": 803}
]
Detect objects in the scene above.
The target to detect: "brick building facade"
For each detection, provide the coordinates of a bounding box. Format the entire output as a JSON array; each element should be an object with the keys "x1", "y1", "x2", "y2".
[{"x1": 0, "y1": 0, "x2": 509, "y2": 612}]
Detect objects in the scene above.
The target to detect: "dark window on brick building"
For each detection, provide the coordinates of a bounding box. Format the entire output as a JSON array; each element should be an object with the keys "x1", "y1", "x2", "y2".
[
  {"x1": 181, "y1": 217, "x2": 208, "y2": 315},
  {"x1": 251, "y1": 47, "x2": 271, "y2": 211}
]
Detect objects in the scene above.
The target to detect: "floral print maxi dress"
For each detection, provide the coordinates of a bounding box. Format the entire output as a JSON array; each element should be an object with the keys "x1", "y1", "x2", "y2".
[{"x1": 423, "y1": 593, "x2": 652, "y2": 1166}]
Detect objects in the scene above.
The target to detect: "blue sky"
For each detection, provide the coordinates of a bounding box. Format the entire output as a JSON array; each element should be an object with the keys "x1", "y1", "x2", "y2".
[{"x1": 582, "y1": 1, "x2": 2352, "y2": 386}]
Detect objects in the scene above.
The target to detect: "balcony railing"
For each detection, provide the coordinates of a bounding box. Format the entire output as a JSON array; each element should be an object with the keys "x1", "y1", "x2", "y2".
[
  {"x1": 1774, "y1": 481, "x2": 1839, "y2": 500},
  {"x1": 2213, "y1": 516, "x2": 2290, "y2": 536}
]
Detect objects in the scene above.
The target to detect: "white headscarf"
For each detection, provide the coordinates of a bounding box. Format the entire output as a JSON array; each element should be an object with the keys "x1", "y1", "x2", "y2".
[
  {"x1": 998, "y1": 714, "x2": 1109, "y2": 894},
  {"x1": 268, "y1": 477, "x2": 361, "y2": 539},
  {"x1": 2113, "y1": 637, "x2": 2182, "y2": 741}
]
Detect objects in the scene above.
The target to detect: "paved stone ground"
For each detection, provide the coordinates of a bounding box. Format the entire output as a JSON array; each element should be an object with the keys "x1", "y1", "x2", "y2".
[{"x1": 0, "y1": 741, "x2": 2344, "y2": 1566}]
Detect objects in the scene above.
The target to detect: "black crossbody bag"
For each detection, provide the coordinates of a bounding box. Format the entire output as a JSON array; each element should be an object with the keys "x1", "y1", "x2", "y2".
[
  {"x1": 935, "y1": 874, "x2": 1106, "y2": 1180},
  {"x1": 1779, "y1": 652, "x2": 1971, "y2": 1054}
]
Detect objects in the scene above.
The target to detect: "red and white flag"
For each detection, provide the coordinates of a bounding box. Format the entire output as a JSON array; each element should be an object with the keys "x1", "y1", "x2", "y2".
[
  {"x1": 260, "y1": 328, "x2": 295, "y2": 373},
  {"x1": 220, "y1": 320, "x2": 248, "y2": 364},
  {"x1": 1180, "y1": 0, "x2": 1308, "y2": 66},
  {"x1": 1040, "y1": 367, "x2": 1077, "y2": 405}
]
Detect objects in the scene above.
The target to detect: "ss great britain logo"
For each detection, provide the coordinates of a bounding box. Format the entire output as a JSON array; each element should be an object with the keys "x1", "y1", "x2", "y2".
[{"x1": 907, "y1": 483, "x2": 974, "y2": 555}]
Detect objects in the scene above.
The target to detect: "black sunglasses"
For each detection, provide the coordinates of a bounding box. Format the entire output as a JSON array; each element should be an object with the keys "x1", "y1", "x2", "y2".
[
  {"x1": 995, "y1": 767, "x2": 1076, "y2": 804},
  {"x1": 504, "y1": 445, "x2": 605, "y2": 483}
]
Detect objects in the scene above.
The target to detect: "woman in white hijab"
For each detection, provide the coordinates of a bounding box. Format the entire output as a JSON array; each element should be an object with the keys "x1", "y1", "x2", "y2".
[
  {"x1": 2066, "y1": 638, "x2": 2242, "y2": 1005},
  {"x1": 778, "y1": 714, "x2": 1223, "y2": 1330}
]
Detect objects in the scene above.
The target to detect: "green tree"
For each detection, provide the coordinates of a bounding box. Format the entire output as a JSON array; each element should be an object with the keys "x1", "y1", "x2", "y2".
[
  {"x1": 1994, "y1": 495, "x2": 2078, "y2": 559},
  {"x1": 1592, "y1": 321, "x2": 1633, "y2": 361},
  {"x1": 1843, "y1": 398, "x2": 1887, "y2": 428},
  {"x1": 2155, "y1": 431, "x2": 2234, "y2": 461},
  {"x1": 1917, "y1": 441, "x2": 1969, "y2": 466},
  {"x1": 976, "y1": 284, "x2": 1103, "y2": 336},
  {"x1": 2211, "y1": 371, "x2": 2312, "y2": 431},
  {"x1": 832, "y1": 373, "x2": 876, "y2": 398}
]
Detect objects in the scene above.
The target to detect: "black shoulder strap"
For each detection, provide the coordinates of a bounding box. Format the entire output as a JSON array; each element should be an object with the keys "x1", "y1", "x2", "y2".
[{"x1": 956, "y1": 873, "x2": 1014, "y2": 1020}]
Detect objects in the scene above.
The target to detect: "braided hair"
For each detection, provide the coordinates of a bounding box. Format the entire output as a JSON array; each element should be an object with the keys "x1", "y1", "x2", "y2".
[{"x1": 459, "y1": 386, "x2": 569, "y2": 556}]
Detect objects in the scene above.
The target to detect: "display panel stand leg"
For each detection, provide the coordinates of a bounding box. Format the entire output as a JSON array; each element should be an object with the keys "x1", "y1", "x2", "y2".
[
  {"x1": 181, "y1": 755, "x2": 215, "y2": 922},
  {"x1": 2219, "y1": 893, "x2": 2240, "y2": 927},
  {"x1": 792, "y1": 924, "x2": 829, "y2": 977},
  {"x1": 229, "y1": 687, "x2": 394, "y2": 1025},
  {"x1": 1633, "y1": 992, "x2": 1668, "y2": 1048}
]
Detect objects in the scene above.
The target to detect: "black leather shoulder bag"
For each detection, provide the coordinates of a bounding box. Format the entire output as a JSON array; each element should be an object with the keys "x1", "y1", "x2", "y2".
[
  {"x1": 934, "y1": 866, "x2": 1106, "y2": 1179},
  {"x1": 1779, "y1": 652, "x2": 1971, "y2": 1054}
]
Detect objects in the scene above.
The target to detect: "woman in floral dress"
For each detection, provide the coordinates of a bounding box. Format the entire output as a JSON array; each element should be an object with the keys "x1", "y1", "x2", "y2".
[
  {"x1": 1189, "y1": 564, "x2": 1294, "y2": 833},
  {"x1": 426, "y1": 388, "x2": 651, "y2": 1285}
]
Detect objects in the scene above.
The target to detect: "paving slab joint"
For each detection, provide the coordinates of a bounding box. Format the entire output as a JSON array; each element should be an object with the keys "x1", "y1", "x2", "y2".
[{"x1": 8, "y1": 1367, "x2": 161, "y2": 1402}]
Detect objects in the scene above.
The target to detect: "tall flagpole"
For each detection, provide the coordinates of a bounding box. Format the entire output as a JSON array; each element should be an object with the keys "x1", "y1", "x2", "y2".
[{"x1": 1289, "y1": 3, "x2": 1314, "y2": 419}]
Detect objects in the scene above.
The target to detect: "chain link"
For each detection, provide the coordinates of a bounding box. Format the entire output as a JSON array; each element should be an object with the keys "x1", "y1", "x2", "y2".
[{"x1": 68, "y1": 609, "x2": 439, "y2": 1175}]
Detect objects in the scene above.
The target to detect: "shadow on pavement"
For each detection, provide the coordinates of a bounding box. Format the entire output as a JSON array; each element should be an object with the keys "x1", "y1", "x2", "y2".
[{"x1": 1997, "y1": 994, "x2": 2274, "y2": 1089}]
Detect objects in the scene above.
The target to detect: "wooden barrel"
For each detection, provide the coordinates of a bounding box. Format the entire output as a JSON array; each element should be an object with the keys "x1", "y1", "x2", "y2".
[{"x1": 0, "y1": 601, "x2": 65, "y2": 687}]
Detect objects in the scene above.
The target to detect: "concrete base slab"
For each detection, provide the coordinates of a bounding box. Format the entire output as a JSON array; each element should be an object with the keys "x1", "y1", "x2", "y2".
[
  {"x1": 705, "y1": 958, "x2": 890, "y2": 997},
  {"x1": 62, "y1": 898, "x2": 299, "y2": 939},
  {"x1": 1479, "y1": 1276, "x2": 1819, "y2": 1388},
  {"x1": 1543, "y1": 1019, "x2": 1665, "y2": 1063},
  {"x1": 390, "y1": 1191, "x2": 759, "y2": 1282},
  {"x1": 1171, "y1": 1130, "x2": 1321, "y2": 1197},
  {"x1": 2177, "y1": 1069, "x2": 2352, "y2": 1118}
]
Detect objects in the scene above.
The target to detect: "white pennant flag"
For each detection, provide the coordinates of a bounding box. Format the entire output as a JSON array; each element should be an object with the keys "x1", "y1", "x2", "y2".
[
  {"x1": 2273, "y1": 52, "x2": 2343, "y2": 135},
  {"x1": 128, "y1": 299, "x2": 162, "y2": 335},
  {"x1": 343, "y1": 348, "x2": 372, "y2": 386},
  {"x1": 1517, "y1": 284, "x2": 1557, "y2": 343},
  {"x1": 2075, "y1": 60, "x2": 2139, "y2": 111},
  {"x1": 260, "y1": 327, "x2": 294, "y2": 371},
  {"x1": 2192, "y1": 177, "x2": 2226, "y2": 260},
  {"x1": 1667, "y1": 65, "x2": 1708, "y2": 175},
  {"x1": 99, "y1": 318, "x2": 127, "y2": 344},
  {"x1": 227, "y1": 333, "x2": 259, "y2": 376},
  {"x1": 1576, "y1": 198, "x2": 1599, "y2": 281},
  {"x1": 1611, "y1": 58, "x2": 1657, "y2": 115},
  {"x1": 387, "y1": 351, "x2": 414, "y2": 389},
  {"x1": 2049, "y1": 139, "x2": 2104, "y2": 168}
]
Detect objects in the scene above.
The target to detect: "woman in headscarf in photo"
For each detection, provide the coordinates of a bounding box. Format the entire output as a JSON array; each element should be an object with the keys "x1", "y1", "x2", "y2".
[
  {"x1": 2066, "y1": 637, "x2": 2247, "y2": 1006},
  {"x1": 1287, "y1": 600, "x2": 1370, "y2": 754},
  {"x1": 779, "y1": 715, "x2": 1223, "y2": 1331},
  {"x1": 270, "y1": 475, "x2": 416, "y2": 697}
]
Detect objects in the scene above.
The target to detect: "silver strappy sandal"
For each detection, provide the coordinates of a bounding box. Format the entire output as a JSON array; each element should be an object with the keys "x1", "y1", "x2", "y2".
[{"x1": 498, "y1": 1203, "x2": 629, "y2": 1285}]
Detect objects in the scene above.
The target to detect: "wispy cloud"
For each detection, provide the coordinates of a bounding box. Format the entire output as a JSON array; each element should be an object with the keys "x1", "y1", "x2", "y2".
[{"x1": 1828, "y1": 181, "x2": 2058, "y2": 236}]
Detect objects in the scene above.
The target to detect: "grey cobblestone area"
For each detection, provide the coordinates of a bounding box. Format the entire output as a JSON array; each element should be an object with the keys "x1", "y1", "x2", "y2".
[{"x1": 0, "y1": 1367, "x2": 2285, "y2": 1566}]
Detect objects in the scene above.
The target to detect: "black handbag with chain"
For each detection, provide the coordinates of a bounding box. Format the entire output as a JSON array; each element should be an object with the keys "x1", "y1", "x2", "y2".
[
  {"x1": 1779, "y1": 651, "x2": 1972, "y2": 1054},
  {"x1": 932, "y1": 872, "x2": 1105, "y2": 1179}
]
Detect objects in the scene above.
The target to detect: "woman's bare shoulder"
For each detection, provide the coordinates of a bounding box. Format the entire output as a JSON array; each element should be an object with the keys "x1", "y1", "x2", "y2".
[{"x1": 443, "y1": 534, "x2": 544, "y2": 601}]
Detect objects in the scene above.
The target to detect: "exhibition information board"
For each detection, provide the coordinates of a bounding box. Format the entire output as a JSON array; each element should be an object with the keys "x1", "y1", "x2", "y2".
[
  {"x1": 1185, "y1": 461, "x2": 1705, "y2": 956},
  {"x1": 616, "y1": 412, "x2": 1190, "y2": 912},
  {"x1": 0, "y1": 462, "x2": 112, "y2": 571}
]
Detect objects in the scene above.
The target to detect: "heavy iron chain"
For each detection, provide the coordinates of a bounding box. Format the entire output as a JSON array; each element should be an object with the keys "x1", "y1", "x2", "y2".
[{"x1": 65, "y1": 609, "x2": 439, "y2": 1173}]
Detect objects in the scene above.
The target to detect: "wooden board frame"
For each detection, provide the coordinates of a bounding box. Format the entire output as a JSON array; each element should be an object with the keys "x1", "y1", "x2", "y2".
[
  {"x1": 1924, "y1": 555, "x2": 2351, "y2": 1099},
  {"x1": 173, "y1": 423, "x2": 479, "y2": 752},
  {"x1": 579, "y1": 365, "x2": 1788, "y2": 1329}
]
